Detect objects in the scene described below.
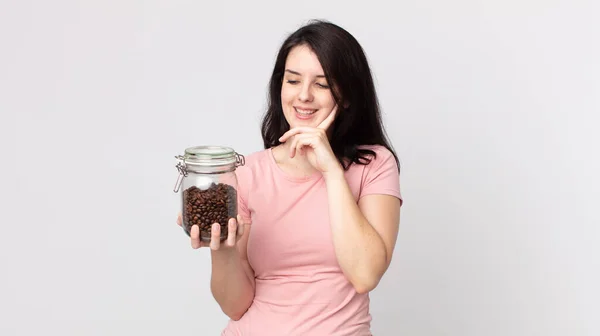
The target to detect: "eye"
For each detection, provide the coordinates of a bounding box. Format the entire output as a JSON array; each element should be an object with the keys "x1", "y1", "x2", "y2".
[
  {"x1": 286, "y1": 80, "x2": 299, "y2": 85},
  {"x1": 316, "y1": 83, "x2": 330, "y2": 89}
]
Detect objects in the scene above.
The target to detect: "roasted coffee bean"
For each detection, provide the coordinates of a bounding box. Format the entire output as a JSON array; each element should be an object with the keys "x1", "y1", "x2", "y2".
[{"x1": 181, "y1": 183, "x2": 237, "y2": 242}]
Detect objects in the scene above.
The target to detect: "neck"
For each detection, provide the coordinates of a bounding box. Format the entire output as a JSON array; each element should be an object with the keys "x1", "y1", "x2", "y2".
[{"x1": 272, "y1": 142, "x2": 319, "y2": 176}]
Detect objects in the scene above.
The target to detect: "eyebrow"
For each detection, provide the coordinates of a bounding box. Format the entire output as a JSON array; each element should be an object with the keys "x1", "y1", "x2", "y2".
[{"x1": 285, "y1": 69, "x2": 326, "y2": 78}]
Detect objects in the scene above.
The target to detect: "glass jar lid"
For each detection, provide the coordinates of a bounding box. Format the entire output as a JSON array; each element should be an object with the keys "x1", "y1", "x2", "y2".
[{"x1": 180, "y1": 145, "x2": 239, "y2": 166}]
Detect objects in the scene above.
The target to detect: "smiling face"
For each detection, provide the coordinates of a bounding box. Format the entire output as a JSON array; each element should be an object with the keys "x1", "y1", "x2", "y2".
[{"x1": 280, "y1": 44, "x2": 337, "y2": 129}]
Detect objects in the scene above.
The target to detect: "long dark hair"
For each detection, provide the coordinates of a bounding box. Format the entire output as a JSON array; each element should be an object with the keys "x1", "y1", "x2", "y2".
[{"x1": 260, "y1": 19, "x2": 399, "y2": 171}]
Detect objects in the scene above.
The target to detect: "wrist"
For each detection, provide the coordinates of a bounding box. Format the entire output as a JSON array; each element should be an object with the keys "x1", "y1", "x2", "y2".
[
  {"x1": 211, "y1": 246, "x2": 239, "y2": 260},
  {"x1": 323, "y1": 163, "x2": 345, "y2": 181}
]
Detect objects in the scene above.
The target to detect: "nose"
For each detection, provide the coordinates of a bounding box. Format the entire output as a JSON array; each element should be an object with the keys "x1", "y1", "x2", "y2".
[{"x1": 298, "y1": 82, "x2": 313, "y2": 102}]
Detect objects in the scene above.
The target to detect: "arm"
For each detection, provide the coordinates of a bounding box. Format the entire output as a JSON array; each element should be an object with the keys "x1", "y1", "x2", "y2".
[
  {"x1": 210, "y1": 221, "x2": 255, "y2": 320},
  {"x1": 324, "y1": 167, "x2": 401, "y2": 294},
  {"x1": 277, "y1": 106, "x2": 401, "y2": 294}
]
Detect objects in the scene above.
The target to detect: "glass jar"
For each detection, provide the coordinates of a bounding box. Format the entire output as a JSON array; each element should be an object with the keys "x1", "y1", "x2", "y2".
[{"x1": 173, "y1": 145, "x2": 245, "y2": 242}]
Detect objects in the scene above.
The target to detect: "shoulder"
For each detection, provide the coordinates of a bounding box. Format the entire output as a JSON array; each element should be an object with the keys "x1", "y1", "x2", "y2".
[
  {"x1": 238, "y1": 148, "x2": 270, "y2": 168},
  {"x1": 235, "y1": 148, "x2": 271, "y2": 179},
  {"x1": 355, "y1": 144, "x2": 398, "y2": 170},
  {"x1": 234, "y1": 149, "x2": 270, "y2": 202},
  {"x1": 352, "y1": 145, "x2": 402, "y2": 201},
  {"x1": 239, "y1": 148, "x2": 272, "y2": 168}
]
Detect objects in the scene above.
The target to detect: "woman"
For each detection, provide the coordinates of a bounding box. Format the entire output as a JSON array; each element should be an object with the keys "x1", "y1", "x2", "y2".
[{"x1": 178, "y1": 20, "x2": 402, "y2": 336}]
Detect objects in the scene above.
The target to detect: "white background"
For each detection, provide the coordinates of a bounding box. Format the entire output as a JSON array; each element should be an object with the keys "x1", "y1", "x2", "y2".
[{"x1": 1, "y1": 0, "x2": 598, "y2": 335}]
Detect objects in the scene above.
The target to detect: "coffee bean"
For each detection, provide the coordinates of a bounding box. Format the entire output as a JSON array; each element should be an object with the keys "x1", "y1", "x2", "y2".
[{"x1": 181, "y1": 182, "x2": 237, "y2": 242}]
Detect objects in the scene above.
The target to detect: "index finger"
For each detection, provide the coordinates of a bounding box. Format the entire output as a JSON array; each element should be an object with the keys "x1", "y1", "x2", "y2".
[{"x1": 317, "y1": 105, "x2": 338, "y2": 130}]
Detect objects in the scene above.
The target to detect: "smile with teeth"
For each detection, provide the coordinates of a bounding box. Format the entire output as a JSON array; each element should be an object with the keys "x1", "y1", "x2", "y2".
[{"x1": 294, "y1": 107, "x2": 318, "y2": 115}]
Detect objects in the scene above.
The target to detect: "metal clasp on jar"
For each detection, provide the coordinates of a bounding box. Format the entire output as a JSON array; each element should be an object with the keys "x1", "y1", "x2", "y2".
[
  {"x1": 235, "y1": 152, "x2": 245, "y2": 167},
  {"x1": 173, "y1": 155, "x2": 187, "y2": 193}
]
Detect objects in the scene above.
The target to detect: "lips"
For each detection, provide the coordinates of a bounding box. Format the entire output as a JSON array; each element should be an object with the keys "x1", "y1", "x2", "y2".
[
  {"x1": 294, "y1": 107, "x2": 318, "y2": 120},
  {"x1": 294, "y1": 107, "x2": 317, "y2": 115}
]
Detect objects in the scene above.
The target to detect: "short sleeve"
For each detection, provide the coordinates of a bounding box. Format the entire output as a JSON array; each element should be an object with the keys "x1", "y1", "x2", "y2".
[
  {"x1": 359, "y1": 147, "x2": 403, "y2": 205},
  {"x1": 235, "y1": 165, "x2": 252, "y2": 223}
]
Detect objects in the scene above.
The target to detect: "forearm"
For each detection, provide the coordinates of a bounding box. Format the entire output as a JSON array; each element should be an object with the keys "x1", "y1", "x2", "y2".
[
  {"x1": 324, "y1": 169, "x2": 388, "y2": 293},
  {"x1": 210, "y1": 249, "x2": 255, "y2": 320}
]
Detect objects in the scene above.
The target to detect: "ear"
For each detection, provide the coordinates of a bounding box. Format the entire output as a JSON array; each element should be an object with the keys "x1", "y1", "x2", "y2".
[
  {"x1": 336, "y1": 93, "x2": 349, "y2": 109},
  {"x1": 334, "y1": 95, "x2": 349, "y2": 110}
]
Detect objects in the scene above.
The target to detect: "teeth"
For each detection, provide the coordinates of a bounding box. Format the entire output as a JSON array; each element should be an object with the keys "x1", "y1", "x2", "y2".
[{"x1": 295, "y1": 107, "x2": 317, "y2": 115}]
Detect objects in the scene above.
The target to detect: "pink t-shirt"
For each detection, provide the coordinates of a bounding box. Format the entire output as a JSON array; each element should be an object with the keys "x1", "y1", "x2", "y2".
[{"x1": 222, "y1": 145, "x2": 402, "y2": 336}]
